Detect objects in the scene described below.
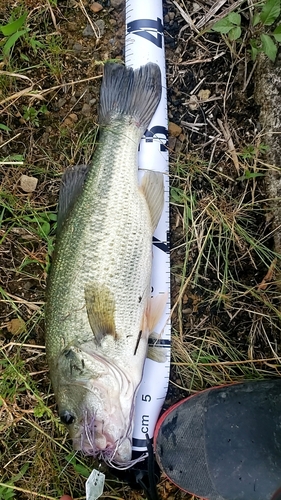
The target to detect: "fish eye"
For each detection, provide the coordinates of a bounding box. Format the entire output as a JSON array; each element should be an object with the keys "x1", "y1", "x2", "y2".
[{"x1": 60, "y1": 410, "x2": 75, "y2": 425}]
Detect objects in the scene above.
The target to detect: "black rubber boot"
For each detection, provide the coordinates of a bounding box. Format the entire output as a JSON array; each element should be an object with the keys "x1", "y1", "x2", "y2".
[{"x1": 154, "y1": 380, "x2": 281, "y2": 500}]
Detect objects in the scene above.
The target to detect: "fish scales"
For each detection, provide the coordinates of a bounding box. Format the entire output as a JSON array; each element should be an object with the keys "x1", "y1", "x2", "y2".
[
  {"x1": 45, "y1": 63, "x2": 163, "y2": 465},
  {"x1": 47, "y1": 123, "x2": 152, "y2": 364}
]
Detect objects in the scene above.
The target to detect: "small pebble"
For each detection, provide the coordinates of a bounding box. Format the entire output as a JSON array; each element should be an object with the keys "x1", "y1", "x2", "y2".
[
  {"x1": 7, "y1": 318, "x2": 26, "y2": 335},
  {"x1": 84, "y1": 92, "x2": 93, "y2": 104},
  {"x1": 183, "y1": 294, "x2": 188, "y2": 304},
  {"x1": 192, "y1": 2, "x2": 200, "y2": 13},
  {"x1": 81, "y1": 103, "x2": 91, "y2": 116},
  {"x1": 96, "y1": 19, "x2": 105, "y2": 36},
  {"x1": 169, "y1": 121, "x2": 182, "y2": 137},
  {"x1": 20, "y1": 174, "x2": 38, "y2": 193},
  {"x1": 24, "y1": 281, "x2": 32, "y2": 290},
  {"x1": 62, "y1": 117, "x2": 75, "y2": 128},
  {"x1": 168, "y1": 136, "x2": 177, "y2": 151},
  {"x1": 73, "y1": 42, "x2": 83, "y2": 53},
  {"x1": 57, "y1": 97, "x2": 66, "y2": 108},
  {"x1": 90, "y1": 2, "x2": 103, "y2": 12},
  {"x1": 69, "y1": 113, "x2": 78, "y2": 122},
  {"x1": 182, "y1": 308, "x2": 193, "y2": 314},
  {"x1": 83, "y1": 23, "x2": 95, "y2": 37},
  {"x1": 175, "y1": 139, "x2": 184, "y2": 155},
  {"x1": 110, "y1": 0, "x2": 123, "y2": 7}
]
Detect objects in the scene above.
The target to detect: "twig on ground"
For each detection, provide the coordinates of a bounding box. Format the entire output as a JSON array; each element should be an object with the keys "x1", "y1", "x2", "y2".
[
  {"x1": 196, "y1": 0, "x2": 229, "y2": 29},
  {"x1": 217, "y1": 118, "x2": 240, "y2": 173},
  {"x1": 79, "y1": 0, "x2": 101, "y2": 41},
  {"x1": 47, "y1": 0, "x2": 57, "y2": 29},
  {"x1": 172, "y1": 356, "x2": 281, "y2": 366},
  {"x1": 0, "y1": 290, "x2": 44, "y2": 310},
  {"x1": 179, "y1": 51, "x2": 226, "y2": 65},
  {"x1": 197, "y1": 0, "x2": 244, "y2": 30},
  {"x1": 0, "y1": 86, "x2": 35, "y2": 108},
  {"x1": 0, "y1": 133, "x2": 22, "y2": 149},
  {"x1": 172, "y1": 0, "x2": 200, "y2": 33}
]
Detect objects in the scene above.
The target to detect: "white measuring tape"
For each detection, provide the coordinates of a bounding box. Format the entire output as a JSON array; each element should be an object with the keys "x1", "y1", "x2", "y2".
[
  {"x1": 85, "y1": 4, "x2": 170, "y2": 498},
  {"x1": 125, "y1": 0, "x2": 171, "y2": 457}
]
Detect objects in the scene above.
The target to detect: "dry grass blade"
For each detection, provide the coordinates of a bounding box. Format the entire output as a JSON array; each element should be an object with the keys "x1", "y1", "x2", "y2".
[
  {"x1": 196, "y1": 0, "x2": 244, "y2": 30},
  {"x1": 46, "y1": 0, "x2": 57, "y2": 29},
  {"x1": 217, "y1": 118, "x2": 240, "y2": 173},
  {"x1": 172, "y1": 0, "x2": 200, "y2": 33},
  {"x1": 196, "y1": 0, "x2": 229, "y2": 29},
  {"x1": 0, "y1": 71, "x2": 32, "y2": 81},
  {"x1": 0, "y1": 86, "x2": 35, "y2": 107},
  {"x1": 79, "y1": 0, "x2": 101, "y2": 41}
]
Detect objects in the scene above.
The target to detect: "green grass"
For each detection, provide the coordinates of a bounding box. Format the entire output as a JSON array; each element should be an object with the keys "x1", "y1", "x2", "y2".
[
  {"x1": 170, "y1": 146, "x2": 281, "y2": 397},
  {"x1": 0, "y1": 2, "x2": 103, "y2": 498}
]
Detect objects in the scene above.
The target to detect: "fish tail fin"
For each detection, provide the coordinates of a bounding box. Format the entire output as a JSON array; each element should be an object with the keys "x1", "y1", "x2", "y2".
[{"x1": 99, "y1": 63, "x2": 162, "y2": 134}]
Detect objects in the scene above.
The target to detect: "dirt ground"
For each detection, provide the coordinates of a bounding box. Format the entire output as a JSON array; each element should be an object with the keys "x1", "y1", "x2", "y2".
[{"x1": 0, "y1": 0, "x2": 281, "y2": 499}]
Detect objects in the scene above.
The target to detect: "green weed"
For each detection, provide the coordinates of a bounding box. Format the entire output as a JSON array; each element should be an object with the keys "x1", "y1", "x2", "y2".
[
  {"x1": 23, "y1": 104, "x2": 49, "y2": 127},
  {"x1": 0, "y1": 12, "x2": 29, "y2": 59},
  {"x1": 212, "y1": 0, "x2": 281, "y2": 61},
  {"x1": 0, "y1": 195, "x2": 57, "y2": 273}
]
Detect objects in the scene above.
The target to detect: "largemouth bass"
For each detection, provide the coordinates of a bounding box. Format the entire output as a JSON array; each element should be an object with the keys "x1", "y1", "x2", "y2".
[{"x1": 45, "y1": 63, "x2": 164, "y2": 465}]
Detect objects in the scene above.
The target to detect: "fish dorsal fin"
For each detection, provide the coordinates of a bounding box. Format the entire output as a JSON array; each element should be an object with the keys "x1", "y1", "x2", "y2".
[
  {"x1": 84, "y1": 282, "x2": 116, "y2": 345},
  {"x1": 57, "y1": 164, "x2": 89, "y2": 232},
  {"x1": 140, "y1": 171, "x2": 164, "y2": 233}
]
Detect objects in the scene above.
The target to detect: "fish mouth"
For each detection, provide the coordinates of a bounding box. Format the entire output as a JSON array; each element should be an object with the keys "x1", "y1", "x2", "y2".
[
  {"x1": 72, "y1": 410, "x2": 133, "y2": 465},
  {"x1": 58, "y1": 345, "x2": 140, "y2": 465}
]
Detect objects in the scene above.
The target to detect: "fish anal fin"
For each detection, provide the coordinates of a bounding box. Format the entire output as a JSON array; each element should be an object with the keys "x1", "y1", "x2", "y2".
[
  {"x1": 84, "y1": 282, "x2": 116, "y2": 345},
  {"x1": 139, "y1": 292, "x2": 168, "y2": 362},
  {"x1": 146, "y1": 292, "x2": 168, "y2": 333},
  {"x1": 140, "y1": 171, "x2": 164, "y2": 233}
]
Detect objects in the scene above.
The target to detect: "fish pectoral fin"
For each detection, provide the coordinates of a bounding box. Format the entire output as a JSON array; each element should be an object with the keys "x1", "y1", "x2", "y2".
[
  {"x1": 147, "y1": 332, "x2": 166, "y2": 363},
  {"x1": 57, "y1": 164, "x2": 89, "y2": 232},
  {"x1": 85, "y1": 282, "x2": 116, "y2": 345},
  {"x1": 140, "y1": 171, "x2": 164, "y2": 233}
]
